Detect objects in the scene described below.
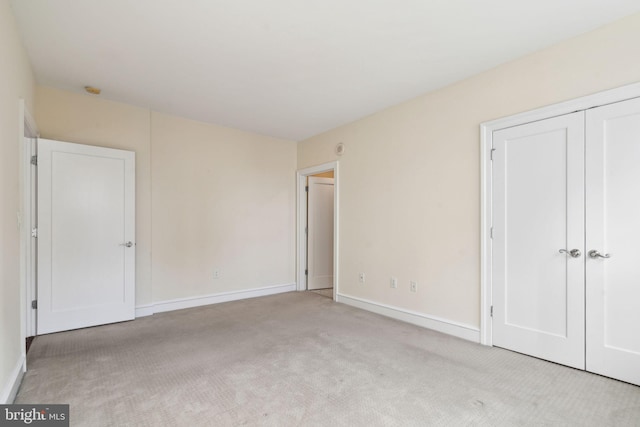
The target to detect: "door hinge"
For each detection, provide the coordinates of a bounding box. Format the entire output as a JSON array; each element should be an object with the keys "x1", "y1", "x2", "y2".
[
  {"x1": 490, "y1": 148, "x2": 496, "y2": 161},
  {"x1": 490, "y1": 305, "x2": 493, "y2": 317},
  {"x1": 305, "y1": 226, "x2": 308, "y2": 235},
  {"x1": 31, "y1": 228, "x2": 38, "y2": 238},
  {"x1": 31, "y1": 300, "x2": 37, "y2": 309},
  {"x1": 31, "y1": 155, "x2": 37, "y2": 166},
  {"x1": 490, "y1": 227, "x2": 493, "y2": 239},
  {"x1": 305, "y1": 186, "x2": 309, "y2": 192},
  {"x1": 305, "y1": 269, "x2": 308, "y2": 276}
]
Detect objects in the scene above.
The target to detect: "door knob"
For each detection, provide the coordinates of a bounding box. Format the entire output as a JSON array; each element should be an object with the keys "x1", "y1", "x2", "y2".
[
  {"x1": 120, "y1": 241, "x2": 133, "y2": 248},
  {"x1": 588, "y1": 250, "x2": 610, "y2": 259},
  {"x1": 559, "y1": 249, "x2": 581, "y2": 258}
]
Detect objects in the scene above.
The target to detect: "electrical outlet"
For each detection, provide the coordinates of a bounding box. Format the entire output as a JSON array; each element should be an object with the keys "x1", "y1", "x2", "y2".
[
  {"x1": 213, "y1": 270, "x2": 220, "y2": 279},
  {"x1": 390, "y1": 277, "x2": 398, "y2": 288},
  {"x1": 410, "y1": 281, "x2": 418, "y2": 293},
  {"x1": 359, "y1": 272, "x2": 365, "y2": 283}
]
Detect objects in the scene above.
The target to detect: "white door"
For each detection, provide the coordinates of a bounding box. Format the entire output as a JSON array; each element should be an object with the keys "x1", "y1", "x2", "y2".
[
  {"x1": 37, "y1": 139, "x2": 135, "y2": 334},
  {"x1": 307, "y1": 177, "x2": 334, "y2": 290},
  {"x1": 492, "y1": 112, "x2": 585, "y2": 369},
  {"x1": 585, "y1": 98, "x2": 640, "y2": 386}
]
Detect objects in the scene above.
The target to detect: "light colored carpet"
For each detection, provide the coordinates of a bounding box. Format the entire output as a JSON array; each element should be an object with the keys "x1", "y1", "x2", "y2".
[
  {"x1": 309, "y1": 288, "x2": 333, "y2": 299},
  {"x1": 16, "y1": 292, "x2": 640, "y2": 426}
]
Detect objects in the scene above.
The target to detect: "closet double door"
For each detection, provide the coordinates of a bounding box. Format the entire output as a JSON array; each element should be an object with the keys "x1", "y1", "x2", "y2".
[{"x1": 492, "y1": 97, "x2": 640, "y2": 386}]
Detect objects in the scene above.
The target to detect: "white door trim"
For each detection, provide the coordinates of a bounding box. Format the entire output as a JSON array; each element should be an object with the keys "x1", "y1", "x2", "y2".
[
  {"x1": 480, "y1": 81, "x2": 640, "y2": 346},
  {"x1": 296, "y1": 161, "x2": 339, "y2": 300},
  {"x1": 19, "y1": 99, "x2": 38, "y2": 368}
]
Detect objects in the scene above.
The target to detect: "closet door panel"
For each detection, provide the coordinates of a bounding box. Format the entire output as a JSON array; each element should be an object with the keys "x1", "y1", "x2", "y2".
[
  {"x1": 586, "y1": 97, "x2": 640, "y2": 386},
  {"x1": 492, "y1": 112, "x2": 585, "y2": 369}
]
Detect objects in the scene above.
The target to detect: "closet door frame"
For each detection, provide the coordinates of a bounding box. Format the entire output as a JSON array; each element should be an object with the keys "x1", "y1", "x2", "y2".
[{"x1": 480, "y1": 81, "x2": 640, "y2": 346}]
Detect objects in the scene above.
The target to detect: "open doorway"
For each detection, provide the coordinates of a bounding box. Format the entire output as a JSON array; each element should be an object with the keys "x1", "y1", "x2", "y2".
[
  {"x1": 307, "y1": 171, "x2": 334, "y2": 298},
  {"x1": 296, "y1": 162, "x2": 339, "y2": 300}
]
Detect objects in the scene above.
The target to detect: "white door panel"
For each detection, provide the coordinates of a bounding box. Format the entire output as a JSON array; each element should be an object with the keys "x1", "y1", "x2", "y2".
[
  {"x1": 38, "y1": 139, "x2": 135, "y2": 334},
  {"x1": 307, "y1": 177, "x2": 334, "y2": 290},
  {"x1": 492, "y1": 112, "x2": 585, "y2": 369},
  {"x1": 586, "y1": 98, "x2": 640, "y2": 386}
]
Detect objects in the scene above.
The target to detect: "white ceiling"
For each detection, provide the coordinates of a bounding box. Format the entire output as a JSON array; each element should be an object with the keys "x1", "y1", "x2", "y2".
[{"x1": 10, "y1": 1, "x2": 640, "y2": 141}]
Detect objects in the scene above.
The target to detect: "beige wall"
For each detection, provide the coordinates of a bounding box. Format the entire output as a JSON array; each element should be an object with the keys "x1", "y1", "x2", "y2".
[
  {"x1": 35, "y1": 88, "x2": 297, "y2": 306},
  {"x1": 298, "y1": 13, "x2": 640, "y2": 328},
  {"x1": 311, "y1": 171, "x2": 334, "y2": 179},
  {"x1": 151, "y1": 113, "x2": 296, "y2": 300},
  {"x1": 0, "y1": 0, "x2": 35, "y2": 401}
]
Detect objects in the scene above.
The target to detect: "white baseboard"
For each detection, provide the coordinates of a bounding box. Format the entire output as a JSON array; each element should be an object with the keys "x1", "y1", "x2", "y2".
[
  {"x1": 336, "y1": 293, "x2": 480, "y2": 343},
  {"x1": 1, "y1": 355, "x2": 25, "y2": 404},
  {"x1": 136, "y1": 283, "x2": 296, "y2": 317},
  {"x1": 134, "y1": 304, "x2": 154, "y2": 318}
]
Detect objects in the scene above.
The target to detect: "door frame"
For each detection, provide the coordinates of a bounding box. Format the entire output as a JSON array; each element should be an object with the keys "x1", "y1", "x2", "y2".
[
  {"x1": 19, "y1": 99, "x2": 39, "y2": 358},
  {"x1": 480, "y1": 81, "x2": 640, "y2": 346},
  {"x1": 296, "y1": 161, "x2": 339, "y2": 300}
]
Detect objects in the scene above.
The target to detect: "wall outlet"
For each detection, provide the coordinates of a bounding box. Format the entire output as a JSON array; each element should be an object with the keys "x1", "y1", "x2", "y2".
[
  {"x1": 410, "y1": 281, "x2": 418, "y2": 293},
  {"x1": 213, "y1": 270, "x2": 220, "y2": 279},
  {"x1": 359, "y1": 272, "x2": 365, "y2": 283},
  {"x1": 390, "y1": 277, "x2": 398, "y2": 288}
]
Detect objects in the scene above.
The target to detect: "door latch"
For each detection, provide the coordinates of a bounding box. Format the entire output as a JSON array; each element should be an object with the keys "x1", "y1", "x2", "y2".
[
  {"x1": 588, "y1": 250, "x2": 610, "y2": 259},
  {"x1": 559, "y1": 248, "x2": 581, "y2": 258}
]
